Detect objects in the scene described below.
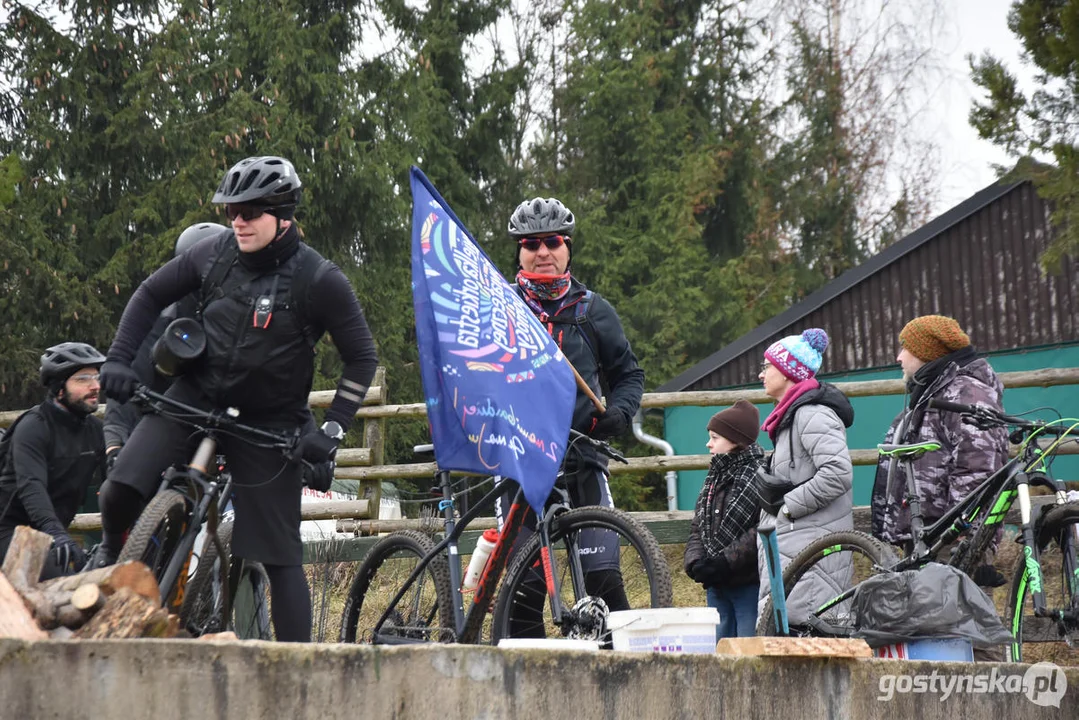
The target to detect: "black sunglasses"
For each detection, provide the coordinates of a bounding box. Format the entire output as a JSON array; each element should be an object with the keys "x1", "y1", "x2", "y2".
[
  {"x1": 519, "y1": 235, "x2": 568, "y2": 252},
  {"x1": 225, "y1": 204, "x2": 268, "y2": 222}
]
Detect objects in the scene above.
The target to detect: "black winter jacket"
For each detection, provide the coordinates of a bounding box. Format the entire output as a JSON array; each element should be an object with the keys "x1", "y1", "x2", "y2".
[
  {"x1": 107, "y1": 227, "x2": 378, "y2": 428},
  {"x1": 0, "y1": 400, "x2": 104, "y2": 552},
  {"x1": 514, "y1": 279, "x2": 645, "y2": 437}
]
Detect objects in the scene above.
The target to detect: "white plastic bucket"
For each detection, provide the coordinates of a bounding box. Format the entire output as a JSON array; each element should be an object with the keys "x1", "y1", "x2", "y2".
[{"x1": 607, "y1": 607, "x2": 721, "y2": 654}]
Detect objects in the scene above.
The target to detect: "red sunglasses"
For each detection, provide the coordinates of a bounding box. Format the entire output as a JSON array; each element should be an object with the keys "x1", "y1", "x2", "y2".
[
  {"x1": 225, "y1": 204, "x2": 268, "y2": 222},
  {"x1": 519, "y1": 235, "x2": 568, "y2": 252}
]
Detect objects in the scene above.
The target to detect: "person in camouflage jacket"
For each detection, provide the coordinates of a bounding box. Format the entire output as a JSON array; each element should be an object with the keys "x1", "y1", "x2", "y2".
[{"x1": 871, "y1": 315, "x2": 1009, "y2": 582}]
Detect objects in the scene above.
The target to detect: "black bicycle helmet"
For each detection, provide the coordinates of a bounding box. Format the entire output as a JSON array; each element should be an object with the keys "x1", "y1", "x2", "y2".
[
  {"x1": 175, "y1": 222, "x2": 227, "y2": 257},
  {"x1": 40, "y1": 342, "x2": 106, "y2": 387},
  {"x1": 212, "y1": 156, "x2": 302, "y2": 218},
  {"x1": 507, "y1": 197, "x2": 575, "y2": 239}
]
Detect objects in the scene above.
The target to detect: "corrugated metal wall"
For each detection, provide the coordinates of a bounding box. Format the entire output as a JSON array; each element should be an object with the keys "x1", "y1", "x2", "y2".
[{"x1": 691, "y1": 182, "x2": 1078, "y2": 390}]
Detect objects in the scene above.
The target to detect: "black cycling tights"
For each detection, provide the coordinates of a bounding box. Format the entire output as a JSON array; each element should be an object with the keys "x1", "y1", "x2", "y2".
[{"x1": 264, "y1": 563, "x2": 312, "y2": 643}]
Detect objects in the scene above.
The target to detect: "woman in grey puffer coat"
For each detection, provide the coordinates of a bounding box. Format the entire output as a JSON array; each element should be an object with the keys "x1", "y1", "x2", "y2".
[{"x1": 754, "y1": 329, "x2": 855, "y2": 625}]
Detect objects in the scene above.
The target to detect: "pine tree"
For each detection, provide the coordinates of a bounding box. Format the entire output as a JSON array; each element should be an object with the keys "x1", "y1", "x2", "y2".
[{"x1": 970, "y1": 0, "x2": 1079, "y2": 271}]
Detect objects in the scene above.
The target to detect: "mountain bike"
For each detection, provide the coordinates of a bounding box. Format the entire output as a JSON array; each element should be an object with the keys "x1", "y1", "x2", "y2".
[
  {"x1": 756, "y1": 398, "x2": 1079, "y2": 662},
  {"x1": 338, "y1": 430, "x2": 673, "y2": 646},
  {"x1": 115, "y1": 386, "x2": 299, "y2": 636}
]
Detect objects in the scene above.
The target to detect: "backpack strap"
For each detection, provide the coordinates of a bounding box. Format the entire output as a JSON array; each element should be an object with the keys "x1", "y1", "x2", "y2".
[
  {"x1": 288, "y1": 246, "x2": 333, "y2": 350},
  {"x1": 196, "y1": 240, "x2": 240, "y2": 319},
  {"x1": 547, "y1": 290, "x2": 601, "y2": 367}
]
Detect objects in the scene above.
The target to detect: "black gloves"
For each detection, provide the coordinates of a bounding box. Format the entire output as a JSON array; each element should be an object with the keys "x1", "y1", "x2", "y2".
[
  {"x1": 688, "y1": 556, "x2": 731, "y2": 587},
  {"x1": 295, "y1": 427, "x2": 341, "y2": 466},
  {"x1": 50, "y1": 535, "x2": 87, "y2": 575},
  {"x1": 100, "y1": 360, "x2": 140, "y2": 405},
  {"x1": 586, "y1": 409, "x2": 628, "y2": 440},
  {"x1": 105, "y1": 447, "x2": 121, "y2": 475},
  {"x1": 303, "y1": 460, "x2": 336, "y2": 493}
]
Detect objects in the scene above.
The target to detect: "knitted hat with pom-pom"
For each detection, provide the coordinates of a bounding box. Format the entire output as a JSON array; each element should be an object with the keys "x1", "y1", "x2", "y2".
[{"x1": 763, "y1": 328, "x2": 829, "y2": 382}]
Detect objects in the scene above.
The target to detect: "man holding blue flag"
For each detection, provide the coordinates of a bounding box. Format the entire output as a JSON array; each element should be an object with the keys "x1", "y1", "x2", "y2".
[
  {"x1": 410, "y1": 168, "x2": 578, "y2": 516},
  {"x1": 410, "y1": 171, "x2": 645, "y2": 639},
  {"x1": 497, "y1": 196, "x2": 646, "y2": 637}
]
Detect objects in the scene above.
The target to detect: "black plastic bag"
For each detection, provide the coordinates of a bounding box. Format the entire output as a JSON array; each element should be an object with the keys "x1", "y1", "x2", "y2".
[{"x1": 851, "y1": 562, "x2": 1014, "y2": 648}]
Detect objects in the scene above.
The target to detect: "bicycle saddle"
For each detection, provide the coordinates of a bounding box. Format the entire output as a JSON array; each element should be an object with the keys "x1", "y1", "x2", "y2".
[{"x1": 877, "y1": 441, "x2": 941, "y2": 459}]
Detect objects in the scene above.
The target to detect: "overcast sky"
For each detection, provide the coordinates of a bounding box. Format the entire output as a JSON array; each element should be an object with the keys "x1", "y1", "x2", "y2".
[{"x1": 930, "y1": 0, "x2": 1033, "y2": 215}]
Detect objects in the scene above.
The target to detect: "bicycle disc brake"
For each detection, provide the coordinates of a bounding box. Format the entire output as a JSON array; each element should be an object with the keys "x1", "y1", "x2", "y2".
[{"x1": 566, "y1": 596, "x2": 609, "y2": 641}]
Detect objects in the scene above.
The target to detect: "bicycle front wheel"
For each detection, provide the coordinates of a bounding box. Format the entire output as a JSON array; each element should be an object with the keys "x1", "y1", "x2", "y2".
[
  {"x1": 756, "y1": 530, "x2": 899, "y2": 637},
  {"x1": 490, "y1": 506, "x2": 673, "y2": 644},
  {"x1": 117, "y1": 489, "x2": 192, "y2": 611},
  {"x1": 1004, "y1": 501, "x2": 1079, "y2": 662},
  {"x1": 180, "y1": 521, "x2": 235, "y2": 636},
  {"x1": 339, "y1": 530, "x2": 454, "y2": 644}
]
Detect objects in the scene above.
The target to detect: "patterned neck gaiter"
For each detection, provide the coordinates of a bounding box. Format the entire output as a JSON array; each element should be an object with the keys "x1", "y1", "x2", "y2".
[{"x1": 515, "y1": 270, "x2": 572, "y2": 302}]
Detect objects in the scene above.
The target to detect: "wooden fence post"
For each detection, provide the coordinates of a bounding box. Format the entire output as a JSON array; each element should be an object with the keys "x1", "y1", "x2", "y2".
[{"x1": 360, "y1": 366, "x2": 386, "y2": 519}]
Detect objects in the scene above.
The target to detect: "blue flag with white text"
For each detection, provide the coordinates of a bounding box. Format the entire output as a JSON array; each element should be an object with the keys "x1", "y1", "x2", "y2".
[{"x1": 410, "y1": 167, "x2": 576, "y2": 513}]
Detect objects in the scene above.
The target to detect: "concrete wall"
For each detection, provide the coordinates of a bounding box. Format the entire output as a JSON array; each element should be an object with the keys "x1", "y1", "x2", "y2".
[{"x1": 1, "y1": 639, "x2": 1075, "y2": 719}]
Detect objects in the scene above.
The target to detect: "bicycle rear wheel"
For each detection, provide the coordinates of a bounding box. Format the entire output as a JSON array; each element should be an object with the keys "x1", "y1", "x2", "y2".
[
  {"x1": 117, "y1": 489, "x2": 192, "y2": 611},
  {"x1": 756, "y1": 530, "x2": 899, "y2": 637},
  {"x1": 489, "y1": 506, "x2": 673, "y2": 644},
  {"x1": 339, "y1": 530, "x2": 454, "y2": 644},
  {"x1": 1004, "y1": 501, "x2": 1079, "y2": 662}
]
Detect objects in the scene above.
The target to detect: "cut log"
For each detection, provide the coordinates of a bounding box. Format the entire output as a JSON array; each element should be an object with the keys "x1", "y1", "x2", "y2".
[
  {"x1": 56, "y1": 603, "x2": 88, "y2": 629},
  {"x1": 0, "y1": 525, "x2": 53, "y2": 586},
  {"x1": 74, "y1": 587, "x2": 171, "y2": 640},
  {"x1": 197, "y1": 631, "x2": 239, "y2": 641},
  {"x1": 39, "y1": 560, "x2": 160, "y2": 604},
  {"x1": 0, "y1": 571, "x2": 48, "y2": 640},
  {"x1": 72, "y1": 584, "x2": 104, "y2": 613},
  {"x1": 715, "y1": 636, "x2": 873, "y2": 658}
]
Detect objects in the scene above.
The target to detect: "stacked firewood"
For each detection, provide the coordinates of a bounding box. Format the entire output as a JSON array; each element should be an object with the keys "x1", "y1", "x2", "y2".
[{"x1": 0, "y1": 525, "x2": 233, "y2": 641}]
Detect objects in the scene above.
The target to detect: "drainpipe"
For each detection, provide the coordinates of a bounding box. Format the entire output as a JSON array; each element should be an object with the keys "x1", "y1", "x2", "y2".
[{"x1": 632, "y1": 409, "x2": 678, "y2": 511}]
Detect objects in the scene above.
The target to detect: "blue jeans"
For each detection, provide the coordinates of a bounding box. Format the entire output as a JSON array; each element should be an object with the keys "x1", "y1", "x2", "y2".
[{"x1": 706, "y1": 583, "x2": 760, "y2": 640}]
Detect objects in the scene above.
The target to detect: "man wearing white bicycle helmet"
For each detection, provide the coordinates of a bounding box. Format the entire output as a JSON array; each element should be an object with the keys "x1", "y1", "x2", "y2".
[
  {"x1": 0, "y1": 342, "x2": 107, "y2": 579},
  {"x1": 96, "y1": 156, "x2": 379, "y2": 642}
]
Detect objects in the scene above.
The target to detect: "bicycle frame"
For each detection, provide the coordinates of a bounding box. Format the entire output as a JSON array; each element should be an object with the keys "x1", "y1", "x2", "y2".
[
  {"x1": 155, "y1": 434, "x2": 229, "y2": 612},
  {"x1": 808, "y1": 430, "x2": 1070, "y2": 623},
  {"x1": 129, "y1": 387, "x2": 299, "y2": 617},
  {"x1": 371, "y1": 471, "x2": 579, "y2": 644}
]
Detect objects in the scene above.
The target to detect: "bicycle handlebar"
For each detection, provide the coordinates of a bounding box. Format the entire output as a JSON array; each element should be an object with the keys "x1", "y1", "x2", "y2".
[
  {"x1": 132, "y1": 386, "x2": 302, "y2": 452},
  {"x1": 926, "y1": 398, "x2": 1072, "y2": 437},
  {"x1": 567, "y1": 429, "x2": 628, "y2": 464}
]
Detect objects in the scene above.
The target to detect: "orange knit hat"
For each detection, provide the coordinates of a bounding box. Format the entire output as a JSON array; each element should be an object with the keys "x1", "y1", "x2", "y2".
[{"x1": 899, "y1": 315, "x2": 970, "y2": 362}]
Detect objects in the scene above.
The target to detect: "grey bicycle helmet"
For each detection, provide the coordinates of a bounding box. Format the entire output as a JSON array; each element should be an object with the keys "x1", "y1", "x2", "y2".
[
  {"x1": 507, "y1": 197, "x2": 575, "y2": 239},
  {"x1": 175, "y1": 222, "x2": 227, "y2": 257},
  {"x1": 40, "y1": 342, "x2": 106, "y2": 388},
  {"x1": 212, "y1": 156, "x2": 302, "y2": 219}
]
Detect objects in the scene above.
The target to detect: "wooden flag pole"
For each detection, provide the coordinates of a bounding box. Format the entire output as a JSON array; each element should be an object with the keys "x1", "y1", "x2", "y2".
[{"x1": 567, "y1": 358, "x2": 606, "y2": 413}]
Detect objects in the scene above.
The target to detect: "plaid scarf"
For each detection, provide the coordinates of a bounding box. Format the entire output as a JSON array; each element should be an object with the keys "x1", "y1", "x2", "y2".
[{"x1": 695, "y1": 444, "x2": 764, "y2": 556}]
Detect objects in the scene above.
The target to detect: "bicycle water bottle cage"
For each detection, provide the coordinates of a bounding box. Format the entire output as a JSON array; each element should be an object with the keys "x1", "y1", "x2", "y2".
[{"x1": 877, "y1": 441, "x2": 941, "y2": 459}]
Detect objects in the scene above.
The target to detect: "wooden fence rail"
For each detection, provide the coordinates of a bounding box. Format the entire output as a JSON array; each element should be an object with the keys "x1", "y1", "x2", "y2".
[{"x1": 7, "y1": 366, "x2": 1076, "y2": 532}]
